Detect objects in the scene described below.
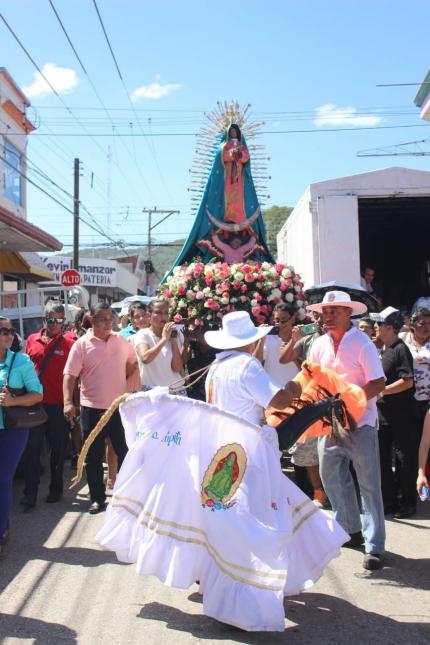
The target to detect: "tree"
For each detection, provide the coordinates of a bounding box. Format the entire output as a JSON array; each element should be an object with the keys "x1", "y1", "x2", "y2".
[{"x1": 263, "y1": 205, "x2": 293, "y2": 259}]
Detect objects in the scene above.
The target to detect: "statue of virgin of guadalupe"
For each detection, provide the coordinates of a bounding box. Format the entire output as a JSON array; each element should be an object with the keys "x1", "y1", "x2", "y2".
[{"x1": 167, "y1": 120, "x2": 274, "y2": 272}]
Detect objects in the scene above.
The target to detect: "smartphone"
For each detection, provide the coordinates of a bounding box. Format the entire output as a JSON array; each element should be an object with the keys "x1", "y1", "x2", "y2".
[
  {"x1": 171, "y1": 329, "x2": 178, "y2": 338},
  {"x1": 300, "y1": 323, "x2": 319, "y2": 337}
]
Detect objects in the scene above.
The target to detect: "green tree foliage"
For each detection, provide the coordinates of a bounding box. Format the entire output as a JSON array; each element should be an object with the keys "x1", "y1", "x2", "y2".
[{"x1": 263, "y1": 205, "x2": 293, "y2": 259}]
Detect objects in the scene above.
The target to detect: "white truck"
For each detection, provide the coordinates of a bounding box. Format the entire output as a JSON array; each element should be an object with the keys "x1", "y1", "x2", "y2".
[{"x1": 277, "y1": 166, "x2": 430, "y2": 310}]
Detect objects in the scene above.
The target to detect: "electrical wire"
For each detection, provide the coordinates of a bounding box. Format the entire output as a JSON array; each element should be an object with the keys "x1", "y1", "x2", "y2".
[{"x1": 91, "y1": 0, "x2": 175, "y2": 202}]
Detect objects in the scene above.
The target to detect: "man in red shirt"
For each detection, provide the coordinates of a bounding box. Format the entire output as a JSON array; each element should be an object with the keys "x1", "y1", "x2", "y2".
[{"x1": 22, "y1": 302, "x2": 75, "y2": 508}]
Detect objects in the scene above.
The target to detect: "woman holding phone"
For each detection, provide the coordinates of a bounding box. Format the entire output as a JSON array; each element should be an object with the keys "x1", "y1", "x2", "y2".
[{"x1": 134, "y1": 299, "x2": 187, "y2": 394}]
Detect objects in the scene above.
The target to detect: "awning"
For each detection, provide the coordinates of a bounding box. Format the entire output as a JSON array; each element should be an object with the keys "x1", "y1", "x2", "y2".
[
  {"x1": 0, "y1": 206, "x2": 62, "y2": 252},
  {"x1": 0, "y1": 251, "x2": 54, "y2": 281}
]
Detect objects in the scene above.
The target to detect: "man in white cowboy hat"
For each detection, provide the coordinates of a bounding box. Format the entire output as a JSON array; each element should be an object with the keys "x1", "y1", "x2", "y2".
[
  {"x1": 307, "y1": 290, "x2": 386, "y2": 571},
  {"x1": 204, "y1": 311, "x2": 300, "y2": 429}
]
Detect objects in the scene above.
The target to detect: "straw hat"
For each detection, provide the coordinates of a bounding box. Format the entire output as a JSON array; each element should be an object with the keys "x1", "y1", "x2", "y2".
[
  {"x1": 204, "y1": 311, "x2": 272, "y2": 350},
  {"x1": 306, "y1": 290, "x2": 367, "y2": 316}
]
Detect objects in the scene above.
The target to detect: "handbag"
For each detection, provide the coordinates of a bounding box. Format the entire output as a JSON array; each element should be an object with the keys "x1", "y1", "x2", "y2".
[{"x1": 1, "y1": 336, "x2": 63, "y2": 430}]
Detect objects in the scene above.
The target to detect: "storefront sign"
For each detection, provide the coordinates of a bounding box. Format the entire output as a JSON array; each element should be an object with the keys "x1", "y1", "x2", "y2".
[{"x1": 42, "y1": 256, "x2": 118, "y2": 287}]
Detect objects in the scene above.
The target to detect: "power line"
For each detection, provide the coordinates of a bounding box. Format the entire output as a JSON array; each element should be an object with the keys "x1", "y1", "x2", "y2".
[
  {"x1": 48, "y1": 0, "x2": 155, "y2": 202},
  {"x1": 0, "y1": 11, "x2": 147, "y2": 206},
  {"x1": 4, "y1": 122, "x2": 429, "y2": 137},
  {"x1": 91, "y1": 0, "x2": 175, "y2": 202}
]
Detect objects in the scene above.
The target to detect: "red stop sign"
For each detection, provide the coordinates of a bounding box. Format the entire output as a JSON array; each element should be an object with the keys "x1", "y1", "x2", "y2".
[{"x1": 60, "y1": 268, "x2": 81, "y2": 287}]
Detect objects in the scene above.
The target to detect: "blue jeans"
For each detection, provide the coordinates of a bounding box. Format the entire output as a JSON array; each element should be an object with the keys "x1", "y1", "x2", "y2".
[
  {"x1": 0, "y1": 428, "x2": 29, "y2": 538},
  {"x1": 318, "y1": 424, "x2": 386, "y2": 555}
]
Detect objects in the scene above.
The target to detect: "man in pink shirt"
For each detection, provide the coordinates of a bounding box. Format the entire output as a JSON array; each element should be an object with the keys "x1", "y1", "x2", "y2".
[
  {"x1": 307, "y1": 291, "x2": 386, "y2": 571},
  {"x1": 63, "y1": 302, "x2": 138, "y2": 514}
]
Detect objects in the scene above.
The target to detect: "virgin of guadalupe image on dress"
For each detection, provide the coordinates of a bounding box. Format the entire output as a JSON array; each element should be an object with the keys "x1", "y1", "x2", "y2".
[{"x1": 167, "y1": 102, "x2": 274, "y2": 274}]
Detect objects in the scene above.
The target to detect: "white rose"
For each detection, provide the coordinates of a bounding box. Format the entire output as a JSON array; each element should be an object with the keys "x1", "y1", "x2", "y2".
[
  {"x1": 178, "y1": 299, "x2": 187, "y2": 309},
  {"x1": 295, "y1": 285, "x2": 301, "y2": 292},
  {"x1": 250, "y1": 299, "x2": 258, "y2": 306},
  {"x1": 285, "y1": 292, "x2": 294, "y2": 303},
  {"x1": 281, "y1": 268, "x2": 291, "y2": 279},
  {"x1": 186, "y1": 290, "x2": 195, "y2": 300},
  {"x1": 221, "y1": 297, "x2": 229, "y2": 305},
  {"x1": 271, "y1": 288, "x2": 282, "y2": 299},
  {"x1": 269, "y1": 267, "x2": 278, "y2": 276},
  {"x1": 234, "y1": 272, "x2": 244, "y2": 282},
  {"x1": 296, "y1": 299, "x2": 304, "y2": 307},
  {"x1": 203, "y1": 287, "x2": 211, "y2": 295},
  {"x1": 297, "y1": 307, "x2": 306, "y2": 320},
  {"x1": 261, "y1": 262, "x2": 271, "y2": 271}
]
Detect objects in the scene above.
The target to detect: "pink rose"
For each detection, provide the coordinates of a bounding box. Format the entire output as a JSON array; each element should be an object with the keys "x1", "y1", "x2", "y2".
[
  {"x1": 241, "y1": 285, "x2": 248, "y2": 292},
  {"x1": 232, "y1": 281, "x2": 240, "y2": 290},
  {"x1": 240, "y1": 295, "x2": 248, "y2": 303},
  {"x1": 245, "y1": 273, "x2": 255, "y2": 283},
  {"x1": 173, "y1": 314, "x2": 183, "y2": 323},
  {"x1": 195, "y1": 291, "x2": 204, "y2": 300},
  {"x1": 177, "y1": 286, "x2": 186, "y2": 296},
  {"x1": 205, "y1": 276, "x2": 213, "y2": 286},
  {"x1": 275, "y1": 263, "x2": 284, "y2": 273},
  {"x1": 254, "y1": 293, "x2": 262, "y2": 302},
  {"x1": 164, "y1": 289, "x2": 172, "y2": 298},
  {"x1": 257, "y1": 315, "x2": 266, "y2": 324},
  {"x1": 251, "y1": 305, "x2": 261, "y2": 316},
  {"x1": 243, "y1": 265, "x2": 252, "y2": 274}
]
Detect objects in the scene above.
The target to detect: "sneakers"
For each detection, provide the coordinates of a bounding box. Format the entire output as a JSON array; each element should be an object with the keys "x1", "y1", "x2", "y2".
[
  {"x1": 88, "y1": 501, "x2": 106, "y2": 515},
  {"x1": 363, "y1": 553, "x2": 383, "y2": 570},
  {"x1": 343, "y1": 531, "x2": 364, "y2": 549}
]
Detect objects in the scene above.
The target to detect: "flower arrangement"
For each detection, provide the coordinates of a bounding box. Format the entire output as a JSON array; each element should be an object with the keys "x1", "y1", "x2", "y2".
[{"x1": 161, "y1": 261, "x2": 307, "y2": 329}]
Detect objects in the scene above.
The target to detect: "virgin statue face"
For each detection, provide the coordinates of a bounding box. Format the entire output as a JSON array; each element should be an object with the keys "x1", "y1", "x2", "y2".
[{"x1": 229, "y1": 126, "x2": 239, "y2": 140}]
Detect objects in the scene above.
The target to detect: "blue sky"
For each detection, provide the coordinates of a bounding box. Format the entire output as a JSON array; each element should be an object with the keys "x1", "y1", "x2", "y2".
[{"x1": 1, "y1": 0, "x2": 430, "y2": 253}]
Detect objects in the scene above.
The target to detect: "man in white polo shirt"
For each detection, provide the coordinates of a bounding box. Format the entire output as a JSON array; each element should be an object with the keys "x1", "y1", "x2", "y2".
[{"x1": 307, "y1": 291, "x2": 386, "y2": 571}]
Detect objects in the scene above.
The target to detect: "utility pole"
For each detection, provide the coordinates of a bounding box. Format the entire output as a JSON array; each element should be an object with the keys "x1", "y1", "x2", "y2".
[
  {"x1": 142, "y1": 207, "x2": 180, "y2": 259},
  {"x1": 73, "y1": 158, "x2": 80, "y2": 270}
]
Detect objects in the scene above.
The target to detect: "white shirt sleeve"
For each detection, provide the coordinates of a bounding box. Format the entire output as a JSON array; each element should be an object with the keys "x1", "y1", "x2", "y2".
[
  {"x1": 242, "y1": 357, "x2": 280, "y2": 408},
  {"x1": 133, "y1": 328, "x2": 150, "y2": 349}
]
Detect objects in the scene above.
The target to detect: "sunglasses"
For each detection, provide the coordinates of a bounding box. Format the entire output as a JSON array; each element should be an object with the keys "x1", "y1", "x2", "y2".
[
  {"x1": 46, "y1": 317, "x2": 65, "y2": 325},
  {"x1": 0, "y1": 327, "x2": 15, "y2": 336}
]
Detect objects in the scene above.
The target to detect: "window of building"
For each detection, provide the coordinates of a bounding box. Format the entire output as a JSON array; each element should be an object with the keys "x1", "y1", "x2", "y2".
[{"x1": 2, "y1": 140, "x2": 22, "y2": 205}]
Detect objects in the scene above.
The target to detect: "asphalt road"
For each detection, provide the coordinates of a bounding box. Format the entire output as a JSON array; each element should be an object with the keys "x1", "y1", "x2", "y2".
[{"x1": 0, "y1": 463, "x2": 429, "y2": 645}]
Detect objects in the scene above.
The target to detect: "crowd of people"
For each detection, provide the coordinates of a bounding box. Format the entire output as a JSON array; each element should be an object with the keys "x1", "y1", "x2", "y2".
[{"x1": 0, "y1": 290, "x2": 429, "y2": 570}]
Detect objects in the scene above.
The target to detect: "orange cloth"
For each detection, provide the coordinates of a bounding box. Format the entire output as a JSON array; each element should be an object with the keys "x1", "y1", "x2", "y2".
[{"x1": 265, "y1": 361, "x2": 367, "y2": 442}]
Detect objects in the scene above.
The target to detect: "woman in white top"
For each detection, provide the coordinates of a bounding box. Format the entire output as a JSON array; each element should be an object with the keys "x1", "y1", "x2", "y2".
[
  {"x1": 134, "y1": 299, "x2": 186, "y2": 393},
  {"x1": 402, "y1": 307, "x2": 430, "y2": 430}
]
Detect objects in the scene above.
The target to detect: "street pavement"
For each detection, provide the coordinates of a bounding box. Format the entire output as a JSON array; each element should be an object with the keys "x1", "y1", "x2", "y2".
[{"x1": 0, "y1": 463, "x2": 429, "y2": 645}]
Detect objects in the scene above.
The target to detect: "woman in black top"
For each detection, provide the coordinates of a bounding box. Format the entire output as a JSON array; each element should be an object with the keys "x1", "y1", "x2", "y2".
[{"x1": 371, "y1": 308, "x2": 420, "y2": 518}]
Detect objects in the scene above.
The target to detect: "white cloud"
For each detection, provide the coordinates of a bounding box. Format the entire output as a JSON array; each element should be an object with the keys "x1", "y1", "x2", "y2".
[
  {"x1": 131, "y1": 81, "x2": 182, "y2": 102},
  {"x1": 314, "y1": 103, "x2": 382, "y2": 127},
  {"x1": 23, "y1": 63, "x2": 79, "y2": 99}
]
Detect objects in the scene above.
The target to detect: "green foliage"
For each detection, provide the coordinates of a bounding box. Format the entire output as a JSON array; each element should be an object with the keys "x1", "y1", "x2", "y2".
[
  {"x1": 79, "y1": 240, "x2": 185, "y2": 281},
  {"x1": 263, "y1": 205, "x2": 293, "y2": 258}
]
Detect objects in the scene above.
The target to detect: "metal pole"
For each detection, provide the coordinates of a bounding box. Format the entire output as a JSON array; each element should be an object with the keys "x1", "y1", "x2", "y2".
[
  {"x1": 73, "y1": 158, "x2": 80, "y2": 270},
  {"x1": 147, "y1": 208, "x2": 152, "y2": 259}
]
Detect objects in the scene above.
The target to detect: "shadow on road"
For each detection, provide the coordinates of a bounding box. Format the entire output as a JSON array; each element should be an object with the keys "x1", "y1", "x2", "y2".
[
  {"x1": 0, "y1": 612, "x2": 78, "y2": 644},
  {"x1": 137, "y1": 593, "x2": 430, "y2": 644}
]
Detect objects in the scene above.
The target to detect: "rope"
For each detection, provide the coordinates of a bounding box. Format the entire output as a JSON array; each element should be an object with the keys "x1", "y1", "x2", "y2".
[
  {"x1": 70, "y1": 393, "x2": 129, "y2": 488},
  {"x1": 69, "y1": 362, "x2": 215, "y2": 488}
]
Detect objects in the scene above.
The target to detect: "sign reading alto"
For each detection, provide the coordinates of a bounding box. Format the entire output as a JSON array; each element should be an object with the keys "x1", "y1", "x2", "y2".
[
  {"x1": 42, "y1": 256, "x2": 118, "y2": 287},
  {"x1": 60, "y1": 268, "x2": 81, "y2": 287}
]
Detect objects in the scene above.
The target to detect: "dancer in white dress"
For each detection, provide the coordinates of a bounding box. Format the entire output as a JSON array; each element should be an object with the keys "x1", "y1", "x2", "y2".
[{"x1": 97, "y1": 312, "x2": 348, "y2": 632}]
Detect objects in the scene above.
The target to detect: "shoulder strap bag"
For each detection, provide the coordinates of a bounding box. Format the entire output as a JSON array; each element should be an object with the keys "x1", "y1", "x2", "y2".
[{"x1": 2, "y1": 351, "x2": 48, "y2": 430}]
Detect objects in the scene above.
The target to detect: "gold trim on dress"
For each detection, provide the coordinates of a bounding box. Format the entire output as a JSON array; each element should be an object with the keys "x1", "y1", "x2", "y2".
[{"x1": 110, "y1": 502, "x2": 286, "y2": 592}]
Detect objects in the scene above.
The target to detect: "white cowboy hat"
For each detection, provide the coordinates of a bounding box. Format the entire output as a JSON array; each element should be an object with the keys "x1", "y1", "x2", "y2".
[
  {"x1": 204, "y1": 311, "x2": 272, "y2": 350},
  {"x1": 306, "y1": 290, "x2": 367, "y2": 316}
]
